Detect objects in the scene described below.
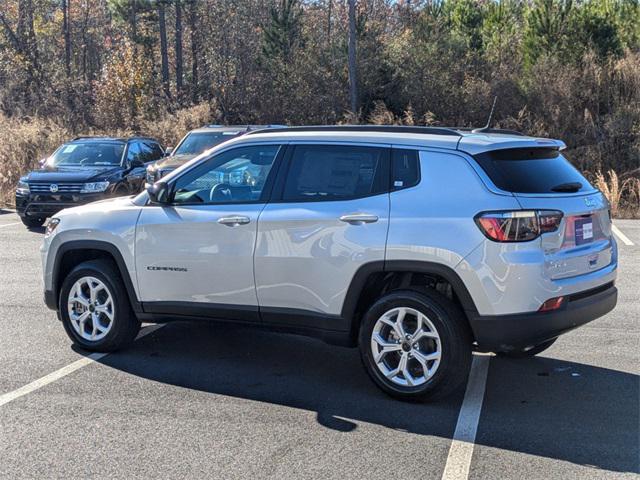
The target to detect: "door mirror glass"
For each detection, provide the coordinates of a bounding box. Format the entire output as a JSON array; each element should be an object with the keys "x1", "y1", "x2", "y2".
[
  {"x1": 146, "y1": 181, "x2": 170, "y2": 204},
  {"x1": 165, "y1": 147, "x2": 173, "y2": 156}
]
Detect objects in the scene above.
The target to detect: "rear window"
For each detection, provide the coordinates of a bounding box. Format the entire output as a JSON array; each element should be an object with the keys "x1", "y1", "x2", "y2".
[{"x1": 474, "y1": 148, "x2": 593, "y2": 194}]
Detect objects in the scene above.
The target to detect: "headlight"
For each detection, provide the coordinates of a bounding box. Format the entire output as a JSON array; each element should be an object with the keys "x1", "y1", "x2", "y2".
[
  {"x1": 45, "y1": 218, "x2": 60, "y2": 237},
  {"x1": 80, "y1": 181, "x2": 110, "y2": 193},
  {"x1": 16, "y1": 178, "x2": 30, "y2": 195}
]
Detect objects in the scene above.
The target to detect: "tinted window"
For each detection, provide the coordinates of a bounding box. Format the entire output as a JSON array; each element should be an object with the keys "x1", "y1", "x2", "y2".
[
  {"x1": 392, "y1": 149, "x2": 420, "y2": 190},
  {"x1": 172, "y1": 145, "x2": 280, "y2": 204},
  {"x1": 283, "y1": 145, "x2": 388, "y2": 201},
  {"x1": 474, "y1": 148, "x2": 593, "y2": 194},
  {"x1": 49, "y1": 142, "x2": 124, "y2": 167},
  {"x1": 142, "y1": 141, "x2": 164, "y2": 162},
  {"x1": 126, "y1": 142, "x2": 142, "y2": 163},
  {"x1": 173, "y1": 131, "x2": 240, "y2": 155}
]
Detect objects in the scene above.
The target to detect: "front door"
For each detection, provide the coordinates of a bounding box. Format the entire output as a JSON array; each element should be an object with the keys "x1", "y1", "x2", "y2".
[{"x1": 135, "y1": 144, "x2": 282, "y2": 321}]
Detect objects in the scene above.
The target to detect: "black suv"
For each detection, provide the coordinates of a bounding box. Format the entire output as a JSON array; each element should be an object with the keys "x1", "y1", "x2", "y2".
[
  {"x1": 145, "y1": 125, "x2": 283, "y2": 186},
  {"x1": 16, "y1": 136, "x2": 164, "y2": 228}
]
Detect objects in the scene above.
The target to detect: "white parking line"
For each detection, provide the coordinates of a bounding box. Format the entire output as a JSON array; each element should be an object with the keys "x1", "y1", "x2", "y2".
[
  {"x1": 441, "y1": 354, "x2": 491, "y2": 480},
  {"x1": 612, "y1": 224, "x2": 634, "y2": 246},
  {"x1": 0, "y1": 222, "x2": 21, "y2": 229},
  {"x1": 0, "y1": 324, "x2": 164, "y2": 408}
]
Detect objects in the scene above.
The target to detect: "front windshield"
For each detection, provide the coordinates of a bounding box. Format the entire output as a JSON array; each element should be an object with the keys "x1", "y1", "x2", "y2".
[
  {"x1": 49, "y1": 142, "x2": 125, "y2": 167},
  {"x1": 173, "y1": 131, "x2": 240, "y2": 155}
]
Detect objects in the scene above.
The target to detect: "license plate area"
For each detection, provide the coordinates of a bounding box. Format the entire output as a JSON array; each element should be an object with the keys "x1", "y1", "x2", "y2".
[{"x1": 575, "y1": 216, "x2": 594, "y2": 245}]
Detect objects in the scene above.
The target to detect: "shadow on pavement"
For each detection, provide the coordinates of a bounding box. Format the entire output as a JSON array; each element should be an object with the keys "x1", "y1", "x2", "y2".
[{"x1": 90, "y1": 321, "x2": 639, "y2": 474}]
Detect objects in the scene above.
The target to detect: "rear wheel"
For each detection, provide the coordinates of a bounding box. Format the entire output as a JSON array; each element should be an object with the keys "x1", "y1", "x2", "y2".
[
  {"x1": 59, "y1": 259, "x2": 140, "y2": 352},
  {"x1": 359, "y1": 290, "x2": 472, "y2": 401},
  {"x1": 497, "y1": 338, "x2": 557, "y2": 358},
  {"x1": 21, "y1": 216, "x2": 45, "y2": 228}
]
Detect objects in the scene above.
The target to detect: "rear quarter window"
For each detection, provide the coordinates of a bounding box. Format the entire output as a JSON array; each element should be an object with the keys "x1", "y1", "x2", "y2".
[{"x1": 474, "y1": 148, "x2": 594, "y2": 194}]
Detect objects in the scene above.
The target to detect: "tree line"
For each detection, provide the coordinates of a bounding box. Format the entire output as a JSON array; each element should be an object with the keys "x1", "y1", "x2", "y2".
[{"x1": 0, "y1": 0, "x2": 639, "y2": 178}]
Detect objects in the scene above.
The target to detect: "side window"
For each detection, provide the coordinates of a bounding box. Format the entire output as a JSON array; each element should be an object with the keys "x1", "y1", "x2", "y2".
[
  {"x1": 172, "y1": 145, "x2": 280, "y2": 205},
  {"x1": 138, "y1": 142, "x2": 156, "y2": 163},
  {"x1": 392, "y1": 149, "x2": 420, "y2": 190},
  {"x1": 144, "y1": 141, "x2": 164, "y2": 161},
  {"x1": 282, "y1": 145, "x2": 389, "y2": 201},
  {"x1": 126, "y1": 142, "x2": 142, "y2": 163}
]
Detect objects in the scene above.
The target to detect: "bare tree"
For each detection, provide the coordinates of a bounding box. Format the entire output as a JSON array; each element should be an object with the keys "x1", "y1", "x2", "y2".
[
  {"x1": 62, "y1": 0, "x2": 71, "y2": 78},
  {"x1": 347, "y1": 0, "x2": 357, "y2": 115},
  {"x1": 158, "y1": 1, "x2": 171, "y2": 99},
  {"x1": 188, "y1": 0, "x2": 198, "y2": 102},
  {"x1": 175, "y1": 0, "x2": 184, "y2": 98}
]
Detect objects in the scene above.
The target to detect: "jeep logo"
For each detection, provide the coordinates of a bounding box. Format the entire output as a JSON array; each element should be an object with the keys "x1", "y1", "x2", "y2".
[{"x1": 49, "y1": 184, "x2": 59, "y2": 193}]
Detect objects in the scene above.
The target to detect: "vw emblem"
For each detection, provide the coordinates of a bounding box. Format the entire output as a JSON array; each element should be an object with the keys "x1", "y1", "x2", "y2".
[
  {"x1": 49, "y1": 184, "x2": 59, "y2": 193},
  {"x1": 584, "y1": 197, "x2": 596, "y2": 208}
]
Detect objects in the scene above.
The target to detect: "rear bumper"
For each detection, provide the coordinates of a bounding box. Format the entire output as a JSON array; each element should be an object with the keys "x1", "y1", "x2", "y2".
[{"x1": 469, "y1": 283, "x2": 617, "y2": 352}]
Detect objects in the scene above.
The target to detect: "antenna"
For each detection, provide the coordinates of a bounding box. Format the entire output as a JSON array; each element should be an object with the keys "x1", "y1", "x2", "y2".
[{"x1": 472, "y1": 96, "x2": 498, "y2": 133}]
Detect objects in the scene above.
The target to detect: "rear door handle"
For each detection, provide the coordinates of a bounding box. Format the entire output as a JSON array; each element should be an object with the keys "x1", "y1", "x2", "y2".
[
  {"x1": 217, "y1": 215, "x2": 251, "y2": 226},
  {"x1": 339, "y1": 213, "x2": 379, "y2": 225}
]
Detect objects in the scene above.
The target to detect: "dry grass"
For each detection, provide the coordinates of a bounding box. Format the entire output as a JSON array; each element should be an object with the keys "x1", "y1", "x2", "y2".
[{"x1": 594, "y1": 169, "x2": 640, "y2": 218}]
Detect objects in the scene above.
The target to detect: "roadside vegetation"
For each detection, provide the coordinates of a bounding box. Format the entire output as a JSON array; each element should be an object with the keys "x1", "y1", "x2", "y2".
[{"x1": 0, "y1": 0, "x2": 638, "y2": 216}]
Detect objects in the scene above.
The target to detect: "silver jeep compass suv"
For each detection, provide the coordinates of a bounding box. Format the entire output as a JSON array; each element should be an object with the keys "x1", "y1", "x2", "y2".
[{"x1": 41, "y1": 125, "x2": 618, "y2": 401}]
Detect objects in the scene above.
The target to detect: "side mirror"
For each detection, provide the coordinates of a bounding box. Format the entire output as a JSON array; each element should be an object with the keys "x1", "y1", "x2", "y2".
[
  {"x1": 164, "y1": 147, "x2": 173, "y2": 157},
  {"x1": 38, "y1": 158, "x2": 47, "y2": 168},
  {"x1": 146, "y1": 181, "x2": 171, "y2": 204}
]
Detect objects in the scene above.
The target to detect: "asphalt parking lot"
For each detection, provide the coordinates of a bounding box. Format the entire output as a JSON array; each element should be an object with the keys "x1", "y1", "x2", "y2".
[{"x1": 0, "y1": 209, "x2": 638, "y2": 479}]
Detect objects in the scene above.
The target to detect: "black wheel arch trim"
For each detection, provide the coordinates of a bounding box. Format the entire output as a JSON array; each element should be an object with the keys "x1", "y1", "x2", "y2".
[
  {"x1": 341, "y1": 259, "x2": 478, "y2": 327},
  {"x1": 50, "y1": 240, "x2": 142, "y2": 313}
]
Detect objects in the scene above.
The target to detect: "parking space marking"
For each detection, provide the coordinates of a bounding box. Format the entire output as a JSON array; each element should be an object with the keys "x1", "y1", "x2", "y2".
[
  {"x1": 441, "y1": 354, "x2": 491, "y2": 480},
  {"x1": 0, "y1": 222, "x2": 21, "y2": 229},
  {"x1": 612, "y1": 224, "x2": 634, "y2": 246},
  {"x1": 0, "y1": 324, "x2": 164, "y2": 408}
]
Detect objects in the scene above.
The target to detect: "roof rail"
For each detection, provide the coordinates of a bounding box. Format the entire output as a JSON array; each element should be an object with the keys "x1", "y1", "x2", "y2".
[
  {"x1": 457, "y1": 127, "x2": 525, "y2": 136},
  {"x1": 245, "y1": 125, "x2": 463, "y2": 137}
]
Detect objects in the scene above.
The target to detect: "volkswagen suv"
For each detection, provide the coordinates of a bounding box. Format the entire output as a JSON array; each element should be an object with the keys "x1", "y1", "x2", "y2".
[
  {"x1": 40, "y1": 126, "x2": 618, "y2": 401},
  {"x1": 16, "y1": 136, "x2": 164, "y2": 228}
]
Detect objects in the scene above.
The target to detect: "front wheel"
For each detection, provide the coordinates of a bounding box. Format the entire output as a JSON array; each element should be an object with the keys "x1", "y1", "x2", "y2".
[
  {"x1": 359, "y1": 290, "x2": 472, "y2": 402},
  {"x1": 59, "y1": 259, "x2": 140, "y2": 352}
]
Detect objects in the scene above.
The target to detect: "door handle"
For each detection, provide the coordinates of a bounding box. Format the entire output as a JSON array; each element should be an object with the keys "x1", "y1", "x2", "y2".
[
  {"x1": 339, "y1": 213, "x2": 379, "y2": 225},
  {"x1": 217, "y1": 215, "x2": 251, "y2": 226}
]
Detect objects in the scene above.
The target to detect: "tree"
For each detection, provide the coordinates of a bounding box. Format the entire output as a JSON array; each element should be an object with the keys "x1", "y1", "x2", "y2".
[
  {"x1": 348, "y1": 0, "x2": 358, "y2": 114},
  {"x1": 262, "y1": 0, "x2": 302, "y2": 61},
  {"x1": 188, "y1": 0, "x2": 198, "y2": 102},
  {"x1": 175, "y1": 0, "x2": 184, "y2": 97},
  {"x1": 158, "y1": 0, "x2": 170, "y2": 99}
]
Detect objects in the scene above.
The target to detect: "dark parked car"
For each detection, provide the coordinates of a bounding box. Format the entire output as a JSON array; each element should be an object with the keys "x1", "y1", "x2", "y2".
[
  {"x1": 145, "y1": 125, "x2": 284, "y2": 186},
  {"x1": 16, "y1": 136, "x2": 164, "y2": 228}
]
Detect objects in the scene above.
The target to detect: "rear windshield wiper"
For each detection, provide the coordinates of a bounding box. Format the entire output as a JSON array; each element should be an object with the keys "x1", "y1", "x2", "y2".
[{"x1": 551, "y1": 182, "x2": 582, "y2": 193}]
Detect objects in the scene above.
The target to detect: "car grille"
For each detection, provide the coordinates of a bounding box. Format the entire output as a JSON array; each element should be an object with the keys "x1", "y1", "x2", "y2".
[{"x1": 29, "y1": 182, "x2": 84, "y2": 193}]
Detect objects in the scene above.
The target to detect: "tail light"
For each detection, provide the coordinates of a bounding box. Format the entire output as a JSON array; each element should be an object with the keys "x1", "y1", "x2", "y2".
[{"x1": 475, "y1": 210, "x2": 563, "y2": 242}]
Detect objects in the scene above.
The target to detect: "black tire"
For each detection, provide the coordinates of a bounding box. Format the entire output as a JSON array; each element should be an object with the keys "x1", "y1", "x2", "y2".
[
  {"x1": 21, "y1": 216, "x2": 45, "y2": 228},
  {"x1": 497, "y1": 338, "x2": 557, "y2": 358},
  {"x1": 59, "y1": 259, "x2": 140, "y2": 352},
  {"x1": 359, "y1": 289, "x2": 472, "y2": 402}
]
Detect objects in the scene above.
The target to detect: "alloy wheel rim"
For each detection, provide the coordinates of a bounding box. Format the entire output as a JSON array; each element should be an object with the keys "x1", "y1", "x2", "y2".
[
  {"x1": 370, "y1": 306, "x2": 442, "y2": 387},
  {"x1": 67, "y1": 276, "x2": 114, "y2": 341}
]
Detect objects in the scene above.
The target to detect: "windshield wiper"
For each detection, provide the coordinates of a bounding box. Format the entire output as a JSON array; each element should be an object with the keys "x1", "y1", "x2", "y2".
[{"x1": 551, "y1": 182, "x2": 582, "y2": 193}]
